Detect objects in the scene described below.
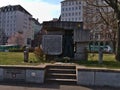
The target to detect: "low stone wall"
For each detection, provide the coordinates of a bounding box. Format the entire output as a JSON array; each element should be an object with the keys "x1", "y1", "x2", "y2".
[
  {"x1": 0, "y1": 65, "x2": 46, "y2": 84},
  {"x1": 0, "y1": 68, "x2": 3, "y2": 81},
  {"x1": 77, "y1": 66, "x2": 120, "y2": 87},
  {"x1": 26, "y1": 69, "x2": 44, "y2": 83}
]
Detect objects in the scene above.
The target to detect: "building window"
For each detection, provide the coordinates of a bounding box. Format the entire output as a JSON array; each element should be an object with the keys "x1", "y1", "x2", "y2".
[
  {"x1": 69, "y1": 7, "x2": 71, "y2": 11},
  {"x1": 79, "y1": 1, "x2": 81, "y2": 4},
  {"x1": 69, "y1": 13, "x2": 71, "y2": 16},
  {"x1": 66, "y1": 8, "x2": 68, "y2": 11},
  {"x1": 79, "y1": 6, "x2": 81, "y2": 9},
  {"x1": 72, "y1": 2, "x2": 74, "y2": 5},
  {"x1": 76, "y1": 7, "x2": 78, "y2": 10},
  {"x1": 75, "y1": 12, "x2": 78, "y2": 15},
  {"x1": 75, "y1": 18, "x2": 77, "y2": 21},
  {"x1": 66, "y1": 13, "x2": 67, "y2": 16},
  {"x1": 65, "y1": 2, "x2": 67, "y2": 6},
  {"x1": 76, "y1": 1, "x2": 78, "y2": 5},
  {"x1": 72, "y1": 12, "x2": 74, "y2": 16},
  {"x1": 79, "y1": 17, "x2": 81, "y2": 20},
  {"x1": 62, "y1": 13, "x2": 64, "y2": 17},
  {"x1": 27, "y1": 38, "x2": 31, "y2": 45},
  {"x1": 72, "y1": 7, "x2": 74, "y2": 10},
  {"x1": 69, "y1": 2, "x2": 71, "y2": 5},
  {"x1": 62, "y1": 8, "x2": 64, "y2": 11},
  {"x1": 72, "y1": 18, "x2": 74, "y2": 21}
]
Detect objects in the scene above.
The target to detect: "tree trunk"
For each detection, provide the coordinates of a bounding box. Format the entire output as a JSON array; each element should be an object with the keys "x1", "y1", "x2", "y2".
[
  {"x1": 112, "y1": 40, "x2": 116, "y2": 53},
  {"x1": 116, "y1": 20, "x2": 120, "y2": 61}
]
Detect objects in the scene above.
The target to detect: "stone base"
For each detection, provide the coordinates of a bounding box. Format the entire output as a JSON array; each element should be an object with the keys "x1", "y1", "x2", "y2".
[
  {"x1": 74, "y1": 52, "x2": 88, "y2": 60},
  {"x1": 77, "y1": 68, "x2": 120, "y2": 87},
  {"x1": 26, "y1": 70, "x2": 44, "y2": 83},
  {"x1": 0, "y1": 66, "x2": 45, "y2": 84},
  {"x1": 0, "y1": 69, "x2": 3, "y2": 81}
]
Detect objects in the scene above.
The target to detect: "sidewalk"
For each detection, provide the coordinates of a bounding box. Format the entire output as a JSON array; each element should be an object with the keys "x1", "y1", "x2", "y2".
[{"x1": 0, "y1": 82, "x2": 119, "y2": 90}]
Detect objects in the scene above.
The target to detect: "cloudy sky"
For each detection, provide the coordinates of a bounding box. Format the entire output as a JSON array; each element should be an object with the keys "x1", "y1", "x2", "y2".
[{"x1": 0, "y1": 0, "x2": 63, "y2": 23}]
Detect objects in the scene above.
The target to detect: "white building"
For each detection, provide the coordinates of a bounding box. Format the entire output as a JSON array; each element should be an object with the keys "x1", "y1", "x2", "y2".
[
  {"x1": 0, "y1": 5, "x2": 34, "y2": 46},
  {"x1": 61, "y1": 0, "x2": 114, "y2": 40},
  {"x1": 61, "y1": 0, "x2": 83, "y2": 22}
]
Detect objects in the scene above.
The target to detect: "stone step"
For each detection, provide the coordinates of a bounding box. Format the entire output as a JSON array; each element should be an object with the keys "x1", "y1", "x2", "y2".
[
  {"x1": 46, "y1": 65, "x2": 76, "y2": 69},
  {"x1": 45, "y1": 78, "x2": 77, "y2": 84},
  {"x1": 45, "y1": 65, "x2": 76, "y2": 84},
  {"x1": 47, "y1": 68, "x2": 76, "y2": 74},
  {"x1": 46, "y1": 73, "x2": 76, "y2": 79}
]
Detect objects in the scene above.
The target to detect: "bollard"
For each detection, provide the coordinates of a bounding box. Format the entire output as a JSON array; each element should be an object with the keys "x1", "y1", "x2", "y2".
[
  {"x1": 24, "y1": 47, "x2": 29, "y2": 62},
  {"x1": 98, "y1": 47, "x2": 103, "y2": 64}
]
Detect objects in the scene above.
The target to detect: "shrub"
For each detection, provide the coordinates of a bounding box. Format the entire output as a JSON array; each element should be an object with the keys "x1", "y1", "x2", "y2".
[
  {"x1": 62, "y1": 57, "x2": 71, "y2": 63},
  {"x1": 9, "y1": 48, "x2": 23, "y2": 52},
  {"x1": 34, "y1": 47, "x2": 45, "y2": 62}
]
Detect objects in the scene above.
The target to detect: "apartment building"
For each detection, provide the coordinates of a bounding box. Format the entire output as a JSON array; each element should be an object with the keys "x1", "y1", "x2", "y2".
[
  {"x1": 0, "y1": 5, "x2": 34, "y2": 46},
  {"x1": 61, "y1": 1, "x2": 114, "y2": 40},
  {"x1": 61, "y1": 0, "x2": 83, "y2": 22},
  {"x1": 60, "y1": 0, "x2": 115, "y2": 52}
]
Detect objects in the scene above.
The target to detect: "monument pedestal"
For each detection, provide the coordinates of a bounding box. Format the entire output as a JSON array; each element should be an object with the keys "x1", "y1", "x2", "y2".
[{"x1": 74, "y1": 42, "x2": 88, "y2": 61}]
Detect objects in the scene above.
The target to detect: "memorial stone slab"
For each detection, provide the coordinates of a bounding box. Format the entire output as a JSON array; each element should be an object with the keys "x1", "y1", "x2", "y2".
[{"x1": 42, "y1": 35, "x2": 62, "y2": 55}]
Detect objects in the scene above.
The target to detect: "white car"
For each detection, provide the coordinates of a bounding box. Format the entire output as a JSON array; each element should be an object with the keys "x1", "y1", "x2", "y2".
[{"x1": 104, "y1": 45, "x2": 112, "y2": 53}]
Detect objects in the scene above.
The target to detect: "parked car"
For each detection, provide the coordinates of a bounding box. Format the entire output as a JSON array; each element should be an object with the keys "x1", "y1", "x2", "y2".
[
  {"x1": 103, "y1": 45, "x2": 112, "y2": 53},
  {"x1": 87, "y1": 45, "x2": 112, "y2": 53}
]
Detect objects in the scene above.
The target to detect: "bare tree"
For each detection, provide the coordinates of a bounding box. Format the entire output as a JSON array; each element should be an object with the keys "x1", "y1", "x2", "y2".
[
  {"x1": 84, "y1": 0, "x2": 117, "y2": 53},
  {"x1": 7, "y1": 31, "x2": 24, "y2": 47},
  {"x1": 103, "y1": 0, "x2": 120, "y2": 61}
]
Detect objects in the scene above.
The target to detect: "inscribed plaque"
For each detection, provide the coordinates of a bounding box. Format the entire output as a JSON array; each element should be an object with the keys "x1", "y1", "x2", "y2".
[{"x1": 42, "y1": 35, "x2": 62, "y2": 55}]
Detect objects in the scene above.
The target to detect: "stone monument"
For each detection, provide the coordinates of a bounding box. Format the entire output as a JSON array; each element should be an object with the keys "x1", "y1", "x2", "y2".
[{"x1": 42, "y1": 35, "x2": 62, "y2": 55}]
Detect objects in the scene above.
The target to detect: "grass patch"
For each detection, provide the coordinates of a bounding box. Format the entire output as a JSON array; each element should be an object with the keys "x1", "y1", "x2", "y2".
[
  {"x1": 0, "y1": 52, "x2": 39, "y2": 65},
  {"x1": 0, "y1": 52, "x2": 120, "y2": 69},
  {"x1": 77, "y1": 53, "x2": 120, "y2": 69}
]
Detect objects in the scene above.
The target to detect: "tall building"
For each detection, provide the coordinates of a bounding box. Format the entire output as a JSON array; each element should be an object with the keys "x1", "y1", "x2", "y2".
[
  {"x1": 61, "y1": 0, "x2": 83, "y2": 22},
  {"x1": 61, "y1": 0, "x2": 114, "y2": 39},
  {"x1": 30, "y1": 18, "x2": 42, "y2": 47},
  {"x1": 0, "y1": 5, "x2": 34, "y2": 46},
  {"x1": 60, "y1": 0, "x2": 115, "y2": 51}
]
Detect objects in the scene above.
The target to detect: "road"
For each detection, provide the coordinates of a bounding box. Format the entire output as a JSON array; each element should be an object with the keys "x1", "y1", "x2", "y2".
[{"x1": 0, "y1": 82, "x2": 119, "y2": 90}]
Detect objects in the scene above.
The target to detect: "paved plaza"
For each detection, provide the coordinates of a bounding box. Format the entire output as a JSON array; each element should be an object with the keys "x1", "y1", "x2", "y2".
[{"x1": 0, "y1": 82, "x2": 119, "y2": 90}]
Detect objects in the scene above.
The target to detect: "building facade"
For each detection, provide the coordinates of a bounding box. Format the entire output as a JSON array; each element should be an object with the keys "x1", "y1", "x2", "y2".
[
  {"x1": 83, "y1": 0, "x2": 115, "y2": 49},
  {"x1": 0, "y1": 5, "x2": 34, "y2": 46},
  {"x1": 61, "y1": 0, "x2": 115, "y2": 51},
  {"x1": 30, "y1": 18, "x2": 42, "y2": 47},
  {"x1": 61, "y1": 0, "x2": 83, "y2": 22}
]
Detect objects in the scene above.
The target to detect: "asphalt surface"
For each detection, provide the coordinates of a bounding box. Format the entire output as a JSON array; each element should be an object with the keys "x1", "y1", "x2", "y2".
[{"x1": 0, "y1": 82, "x2": 119, "y2": 90}]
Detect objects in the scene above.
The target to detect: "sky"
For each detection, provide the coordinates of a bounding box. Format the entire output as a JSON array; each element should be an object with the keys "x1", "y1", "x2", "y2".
[{"x1": 0, "y1": 0, "x2": 63, "y2": 23}]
